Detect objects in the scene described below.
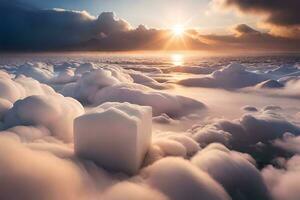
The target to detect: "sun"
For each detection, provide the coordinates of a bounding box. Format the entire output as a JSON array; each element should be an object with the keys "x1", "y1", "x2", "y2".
[
  {"x1": 172, "y1": 25, "x2": 185, "y2": 36},
  {"x1": 163, "y1": 24, "x2": 188, "y2": 50}
]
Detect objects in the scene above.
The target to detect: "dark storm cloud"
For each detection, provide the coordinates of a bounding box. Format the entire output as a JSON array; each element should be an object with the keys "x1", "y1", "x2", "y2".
[
  {"x1": 221, "y1": 0, "x2": 300, "y2": 26},
  {"x1": 0, "y1": 1, "x2": 93, "y2": 50},
  {"x1": 0, "y1": 0, "x2": 131, "y2": 51}
]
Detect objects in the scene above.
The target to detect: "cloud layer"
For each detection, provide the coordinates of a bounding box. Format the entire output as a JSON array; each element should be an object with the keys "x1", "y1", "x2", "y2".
[{"x1": 0, "y1": 29, "x2": 300, "y2": 200}]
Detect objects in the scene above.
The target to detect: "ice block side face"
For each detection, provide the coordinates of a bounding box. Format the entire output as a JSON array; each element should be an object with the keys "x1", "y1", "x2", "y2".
[{"x1": 74, "y1": 103, "x2": 152, "y2": 174}]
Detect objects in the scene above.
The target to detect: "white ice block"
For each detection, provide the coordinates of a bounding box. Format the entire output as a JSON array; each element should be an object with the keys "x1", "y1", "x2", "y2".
[{"x1": 74, "y1": 102, "x2": 152, "y2": 174}]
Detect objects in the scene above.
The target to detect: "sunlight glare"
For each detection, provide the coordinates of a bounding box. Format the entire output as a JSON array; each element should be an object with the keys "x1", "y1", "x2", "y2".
[
  {"x1": 172, "y1": 25, "x2": 184, "y2": 36},
  {"x1": 171, "y1": 54, "x2": 184, "y2": 66}
]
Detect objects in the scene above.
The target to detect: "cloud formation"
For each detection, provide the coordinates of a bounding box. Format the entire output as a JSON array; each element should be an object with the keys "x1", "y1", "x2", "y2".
[
  {"x1": 178, "y1": 63, "x2": 268, "y2": 89},
  {"x1": 262, "y1": 155, "x2": 300, "y2": 200},
  {"x1": 219, "y1": 0, "x2": 300, "y2": 27},
  {"x1": 61, "y1": 66, "x2": 205, "y2": 117},
  {"x1": 142, "y1": 157, "x2": 230, "y2": 200},
  {"x1": 216, "y1": 0, "x2": 300, "y2": 38},
  {"x1": 101, "y1": 182, "x2": 168, "y2": 200},
  {"x1": 4, "y1": 95, "x2": 84, "y2": 142},
  {"x1": 0, "y1": 136, "x2": 89, "y2": 200},
  {"x1": 1, "y1": 1, "x2": 300, "y2": 51},
  {"x1": 192, "y1": 144, "x2": 271, "y2": 200},
  {"x1": 201, "y1": 25, "x2": 300, "y2": 51}
]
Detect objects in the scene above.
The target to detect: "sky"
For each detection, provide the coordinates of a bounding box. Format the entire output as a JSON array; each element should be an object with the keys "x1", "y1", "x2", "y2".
[
  {"x1": 0, "y1": 0, "x2": 299, "y2": 52},
  {"x1": 17, "y1": 0, "x2": 258, "y2": 32}
]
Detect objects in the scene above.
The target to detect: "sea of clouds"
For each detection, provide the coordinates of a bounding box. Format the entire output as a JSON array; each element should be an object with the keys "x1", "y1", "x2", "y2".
[{"x1": 0, "y1": 53, "x2": 299, "y2": 200}]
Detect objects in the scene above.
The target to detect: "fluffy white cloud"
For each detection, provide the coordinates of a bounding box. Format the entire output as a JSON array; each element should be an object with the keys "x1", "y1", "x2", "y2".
[
  {"x1": 58, "y1": 64, "x2": 206, "y2": 117},
  {"x1": 101, "y1": 182, "x2": 168, "y2": 200},
  {"x1": 243, "y1": 76, "x2": 300, "y2": 100},
  {"x1": 0, "y1": 136, "x2": 90, "y2": 200},
  {"x1": 16, "y1": 62, "x2": 54, "y2": 83},
  {"x1": 274, "y1": 79, "x2": 300, "y2": 98},
  {"x1": 194, "y1": 111, "x2": 300, "y2": 147},
  {"x1": 144, "y1": 132, "x2": 200, "y2": 164},
  {"x1": 75, "y1": 63, "x2": 97, "y2": 75},
  {"x1": 273, "y1": 133, "x2": 300, "y2": 154},
  {"x1": 178, "y1": 63, "x2": 268, "y2": 89},
  {"x1": 0, "y1": 72, "x2": 56, "y2": 103},
  {"x1": 3, "y1": 95, "x2": 84, "y2": 142},
  {"x1": 262, "y1": 155, "x2": 300, "y2": 200},
  {"x1": 192, "y1": 144, "x2": 271, "y2": 200},
  {"x1": 127, "y1": 69, "x2": 170, "y2": 89},
  {"x1": 61, "y1": 67, "x2": 133, "y2": 103},
  {"x1": 61, "y1": 67, "x2": 205, "y2": 117},
  {"x1": 92, "y1": 83, "x2": 205, "y2": 117},
  {"x1": 142, "y1": 157, "x2": 230, "y2": 200},
  {"x1": 50, "y1": 68, "x2": 77, "y2": 84},
  {"x1": 191, "y1": 125, "x2": 233, "y2": 147},
  {"x1": 4, "y1": 125, "x2": 52, "y2": 143},
  {"x1": 153, "y1": 113, "x2": 178, "y2": 124}
]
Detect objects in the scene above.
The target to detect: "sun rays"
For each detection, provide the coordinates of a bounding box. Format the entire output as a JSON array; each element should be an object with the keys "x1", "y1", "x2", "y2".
[{"x1": 163, "y1": 24, "x2": 188, "y2": 50}]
